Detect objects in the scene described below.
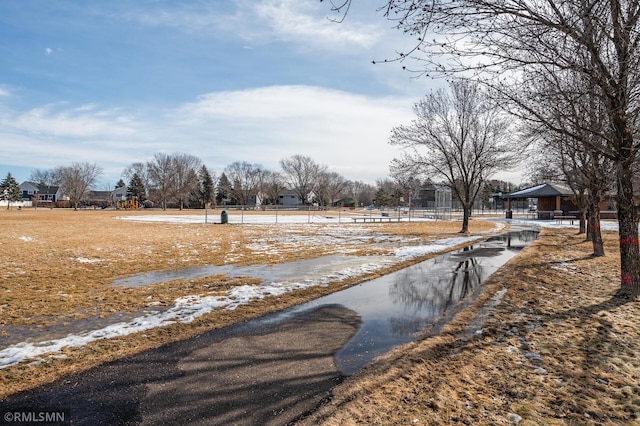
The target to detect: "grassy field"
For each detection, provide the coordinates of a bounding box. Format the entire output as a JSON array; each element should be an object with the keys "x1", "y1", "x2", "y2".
[{"x1": 0, "y1": 208, "x2": 497, "y2": 398}]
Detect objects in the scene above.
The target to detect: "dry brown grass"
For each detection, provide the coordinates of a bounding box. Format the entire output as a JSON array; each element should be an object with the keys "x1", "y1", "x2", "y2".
[
  {"x1": 0, "y1": 208, "x2": 497, "y2": 398},
  {"x1": 301, "y1": 228, "x2": 640, "y2": 425}
]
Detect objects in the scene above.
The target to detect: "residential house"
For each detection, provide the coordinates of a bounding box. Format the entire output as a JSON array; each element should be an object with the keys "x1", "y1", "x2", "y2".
[
  {"x1": 278, "y1": 189, "x2": 303, "y2": 206},
  {"x1": 111, "y1": 186, "x2": 128, "y2": 203},
  {"x1": 19, "y1": 182, "x2": 64, "y2": 205},
  {"x1": 276, "y1": 189, "x2": 317, "y2": 206}
]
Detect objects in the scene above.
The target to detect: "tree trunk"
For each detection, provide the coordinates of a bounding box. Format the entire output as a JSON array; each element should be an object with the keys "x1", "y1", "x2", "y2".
[
  {"x1": 579, "y1": 208, "x2": 587, "y2": 235},
  {"x1": 588, "y1": 200, "x2": 604, "y2": 257},
  {"x1": 616, "y1": 164, "x2": 640, "y2": 296},
  {"x1": 460, "y1": 203, "x2": 471, "y2": 234}
]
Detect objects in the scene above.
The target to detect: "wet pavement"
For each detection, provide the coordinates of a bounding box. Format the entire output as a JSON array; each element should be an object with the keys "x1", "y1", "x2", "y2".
[{"x1": 0, "y1": 306, "x2": 360, "y2": 426}]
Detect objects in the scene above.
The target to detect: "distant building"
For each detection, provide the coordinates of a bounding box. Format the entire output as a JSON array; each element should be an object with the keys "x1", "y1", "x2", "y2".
[
  {"x1": 19, "y1": 182, "x2": 64, "y2": 204},
  {"x1": 507, "y1": 183, "x2": 576, "y2": 219},
  {"x1": 278, "y1": 189, "x2": 303, "y2": 206}
]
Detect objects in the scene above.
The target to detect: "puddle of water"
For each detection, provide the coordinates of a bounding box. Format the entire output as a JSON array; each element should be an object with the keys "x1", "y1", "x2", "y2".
[
  {"x1": 236, "y1": 225, "x2": 539, "y2": 375},
  {"x1": 110, "y1": 254, "x2": 388, "y2": 287}
]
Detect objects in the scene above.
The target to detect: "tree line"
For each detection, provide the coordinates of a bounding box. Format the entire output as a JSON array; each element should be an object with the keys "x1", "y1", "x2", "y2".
[
  {"x1": 119, "y1": 153, "x2": 382, "y2": 210},
  {"x1": 4, "y1": 154, "x2": 458, "y2": 212},
  {"x1": 1, "y1": 152, "x2": 521, "y2": 213}
]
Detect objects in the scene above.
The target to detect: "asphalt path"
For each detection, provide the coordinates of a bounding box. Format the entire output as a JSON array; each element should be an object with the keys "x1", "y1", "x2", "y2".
[{"x1": 0, "y1": 305, "x2": 361, "y2": 425}]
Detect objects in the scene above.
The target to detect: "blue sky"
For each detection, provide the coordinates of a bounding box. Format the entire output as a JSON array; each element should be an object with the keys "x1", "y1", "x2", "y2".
[{"x1": 0, "y1": 1, "x2": 518, "y2": 188}]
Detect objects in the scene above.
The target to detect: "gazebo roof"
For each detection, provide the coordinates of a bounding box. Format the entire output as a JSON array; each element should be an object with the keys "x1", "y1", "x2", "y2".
[{"x1": 508, "y1": 183, "x2": 573, "y2": 198}]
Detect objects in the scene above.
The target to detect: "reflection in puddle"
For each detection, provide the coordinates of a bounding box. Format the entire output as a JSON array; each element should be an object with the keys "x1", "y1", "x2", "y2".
[{"x1": 239, "y1": 225, "x2": 538, "y2": 375}]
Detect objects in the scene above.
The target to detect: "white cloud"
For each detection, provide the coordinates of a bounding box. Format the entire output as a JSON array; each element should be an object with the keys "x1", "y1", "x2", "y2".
[
  {"x1": 168, "y1": 85, "x2": 414, "y2": 181},
  {"x1": 115, "y1": 0, "x2": 380, "y2": 52},
  {"x1": 251, "y1": 0, "x2": 380, "y2": 49},
  {"x1": 4, "y1": 103, "x2": 136, "y2": 138},
  {"x1": 0, "y1": 86, "x2": 415, "y2": 185},
  {"x1": 44, "y1": 47, "x2": 53, "y2": 56}
]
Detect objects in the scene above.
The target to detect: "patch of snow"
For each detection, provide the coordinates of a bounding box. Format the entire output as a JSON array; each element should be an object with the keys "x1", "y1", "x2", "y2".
[
  {"x1": 510, "y1": 218, "x2": 620, "y2": 231},
  {"x1": 73, "y1": 257, "x2": 102, "y2": 264},
  {"x1": 394, "y1": 236, "x2": 482, "y2": 260},
  {"x1": 18, "y1": 236, "x2": 34, "y2": 242}
]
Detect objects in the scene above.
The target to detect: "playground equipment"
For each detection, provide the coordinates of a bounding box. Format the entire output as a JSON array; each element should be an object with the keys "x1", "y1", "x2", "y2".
[{"x1": 116, "y1": 199, "x2": 139, "y2": 210}]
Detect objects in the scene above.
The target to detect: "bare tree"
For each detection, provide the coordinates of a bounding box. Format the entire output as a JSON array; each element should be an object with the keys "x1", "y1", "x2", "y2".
[
  {"x1": 390, "y1": 165, "x2": 423, "y2": 209},
  {"x1": 315, "y1": 171, "x2": 348, "y2": 208},
  {"x1": 262, "y1": 171, "x2": 286, "y2": 206},
  {"x1": 525, "y1": 73, "x2": 616, "y2": 256},
  {"x1": 172, "y1": 153, "x2": 202, "y2": 210},
  {"x1": 53, "y1": 162, "x2": 102, "y2": 210},
  {"x1": 390, "y1": 81, "x2": 515, "y2": 233},
  {"x1": 146, "y1": 153, "x2": 175, "y2": 210},
  {"x1": 28, "y1": 169, "x2": 55, "y2": 186},
  {"x1": 280, "y1": 155, "x2": 326, "y2": 206},
  {"x1": 224, "y1": 161, "x2": 267, "y2": 206},
  {"x1": 345, "y1": 180, "x2": 376, "y2": 208}
]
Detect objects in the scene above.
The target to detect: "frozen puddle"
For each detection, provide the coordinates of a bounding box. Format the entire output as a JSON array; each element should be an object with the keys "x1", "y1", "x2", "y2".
[{"x1": 0, "y1": 236, "x2": 484, "y2": 369}]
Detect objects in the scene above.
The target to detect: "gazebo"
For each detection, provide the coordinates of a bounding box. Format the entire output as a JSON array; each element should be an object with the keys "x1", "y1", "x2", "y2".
[{"x1": 507, "y1": 183, "x2": 576, "y2": 219}]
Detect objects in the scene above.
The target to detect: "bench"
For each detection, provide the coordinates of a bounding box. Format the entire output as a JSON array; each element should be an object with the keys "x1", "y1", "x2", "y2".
[
  {"x1": 351, "y1": 217, "x2": 402, "y2": 223},
  {"x1": 554, "y1": 215, "x2": 577, "y2": 224}
]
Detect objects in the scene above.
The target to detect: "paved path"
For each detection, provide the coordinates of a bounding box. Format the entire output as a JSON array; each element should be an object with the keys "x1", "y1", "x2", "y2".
[{"x1": 0, "y1": 306, "x2": 361, "y2": 425}]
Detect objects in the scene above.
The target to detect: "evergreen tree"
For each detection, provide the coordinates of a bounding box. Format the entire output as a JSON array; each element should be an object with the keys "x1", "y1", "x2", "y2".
[
  {"x1": 0, "y1": 172, "x2": 22, "y2": 209},
  {"x1": 374, "y1": 187, "x2": 391, "y2": 207},
  {"x1": 127, "y1": 172, "x2": 146, "y2": 202},
  {"x1": 198, "y1": 165, "x2": 215, "y2": 208},
  {"x1": 115, "y1": 179, "x2": 126, "y2": 188},
  {"x1": 216, "y1": 173, "x2": 231, "y2": 206}
]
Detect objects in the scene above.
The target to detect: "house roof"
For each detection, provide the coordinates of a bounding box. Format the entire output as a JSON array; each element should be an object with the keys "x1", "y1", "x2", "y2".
[
  {"x1": 36, "y1": 185, "x2": 61, "y2": 195},
  {"x1": 112, "y1": 186, "x2": 128, "y2": 195},
  {"x1": 20, "y1": 182, "x2": 61, "y2": 194},
  {"x1": 508, "y1": 183, "x2": 573, "y2": 198}
]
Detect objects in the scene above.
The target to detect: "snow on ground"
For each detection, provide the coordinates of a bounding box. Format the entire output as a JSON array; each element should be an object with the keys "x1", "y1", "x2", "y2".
[
  {"x1": 511, "y1": 218, "x2": 620, "y2": 232},
  {"x1": 0, "y1": 215, "x2": 575, "y2": 370}
]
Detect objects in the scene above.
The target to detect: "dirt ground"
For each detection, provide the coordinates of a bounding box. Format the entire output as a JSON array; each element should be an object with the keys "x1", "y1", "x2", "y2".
[{"x1": 300, "y1": 228, "x2": 640, "y2": 425}]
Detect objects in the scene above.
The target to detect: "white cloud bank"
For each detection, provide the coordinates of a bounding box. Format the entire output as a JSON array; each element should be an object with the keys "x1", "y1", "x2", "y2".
[{"x1": 0, "y1": 85, "x2": 414, "y2": 184}]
